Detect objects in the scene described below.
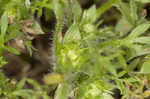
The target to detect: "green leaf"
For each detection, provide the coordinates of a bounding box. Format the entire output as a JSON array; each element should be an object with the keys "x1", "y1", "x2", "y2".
[
  {"x1": 132, "y1": 37, "x2": 150, "y2": 44},
  {"x1": 130, "y1": 0, "x2": 138, "y2": 23},
  {"x1": 128, "y1": 23, "x2": 150, "y2": 38},
  {"x1": 32, "y1": 21, "x2": 44, "y2": 34},
  {"x1": 116, "y1": 2, "x2": 133, "y2": 25},
  {"x1": 63, "y1": 23, "x2": 81, "y2": 43},
  {"x1": 81, "y1": 5, "x2": 97, "y2": 24},
  {"x1": 53, "y1": 0, "x2": 65, "y2": 22},
  {"x1": 25, "y1": 78, "x2": 41, "y2": 88},
  {"x1": 135, "y1": 0, "x2": 150, "y2": 3},
  {"x1": 16, "y1": 78, "x2": 41, "y2": 90},
  {"x1": 5, "y1": 25, "x2": 21, "y2": 42},
  {"x1": 44, "y1": 73, "x2": 64, "y2": 85},
  {"x1": 53, "y1": 0, "x2": 66, "y2": 53},
  {"x1": 55, "y1": 83, "x2": 71, "y2": 99},
  {"x1": 0, "y1": 56, "x2": 7, "y2": 68},
  {"x1": 75, "y1": 80, "x2": 114, "y2": 99},
  {"x1": 117, "y1": 54, "x2": 127, "y2": 69},
  {"x1": 141, "y1": 60, "x2": 150, "y2": 73},
  {"x1": 117, "y1": 71, "x2": 127, "y2": 78},
  {"x1": 3, "y1": 46, "x2": 20, "y2": 55},
  {"x1": 102, "y1": 93, "x2": 114, "y2": 99},
  {"x1": 97, "y1": 0, "x2": 120, "y2": 18},
  {"x1": 12, "y1": 89, "x2": 34, "y2": 98},
  {"x1": 102, "y1": 58, "x2": 117, "y2": 75},
  {"x1": 71, "y1": 0, "x2": 82, "y2": 23},
  {"x1": 0, "y1": 12, "x2": 8, "y2": 36},
  {"x1": 16, "y1": 79, "x2": 26, "y2": 89},
  {"x1": 25, "y1": 41, "x2": 35, "y2": 56},
  {"x1": 115, "y1": 18, "x2": 133, "y2": 35},
  {"x1": 128, "y1": 58, "x2": 140, "y2": 71},
  {"x1": 123, "y1": 77, "x2": 138, "y2": 83},
  {"x1": 115, "y1": 80, "x2": 125, "y2": 94}
]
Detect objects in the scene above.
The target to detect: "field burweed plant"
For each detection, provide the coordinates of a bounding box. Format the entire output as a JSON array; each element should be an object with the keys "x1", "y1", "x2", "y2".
[
  {"x1": 53, "y1": 0, "x2": 150, "y2": 99},
  {"x1": 0, "y1": 0, "x2": 150, "y2": 99}
]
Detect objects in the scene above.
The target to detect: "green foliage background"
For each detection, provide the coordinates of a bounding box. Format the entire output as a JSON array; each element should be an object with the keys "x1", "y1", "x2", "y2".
[{"x1": 1, "y1": 0, "x2": 150, "y2": 99}]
